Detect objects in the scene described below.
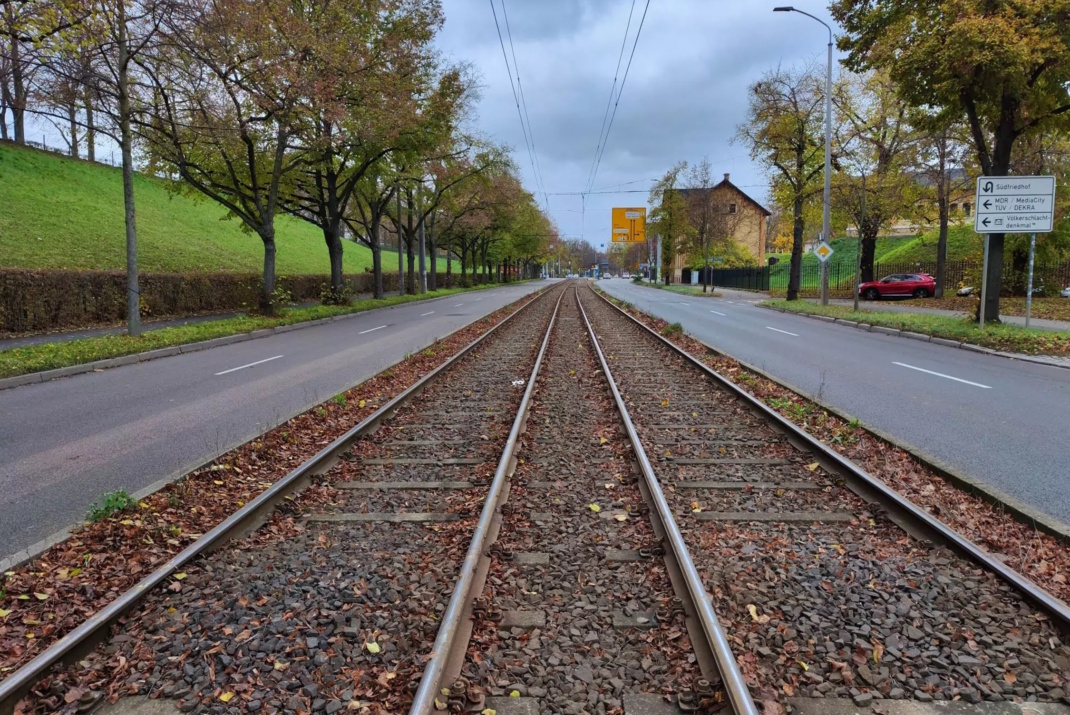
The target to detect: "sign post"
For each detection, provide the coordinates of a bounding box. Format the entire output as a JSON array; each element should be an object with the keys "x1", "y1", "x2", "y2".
[
  {"x1": 611, "y1": 207, "x2": 647, "y2": 243},
  {"x1": 1026, "y1": 233, "x2": 1036, "y2": 328},
  {"x1": 974, "y1": 175, "x2": 1056, "y2": 327}
]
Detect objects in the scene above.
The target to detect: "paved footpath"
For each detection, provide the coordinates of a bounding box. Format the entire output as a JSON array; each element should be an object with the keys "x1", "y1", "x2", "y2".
[
  {"x1": 0, "y1": 281, "x2": 550, "y2": 566},
  {"x1": 600, "y1": 280, "x2": 1070, "y2": 530},
  {"x1": 821, "y1": 297, "x2": 1070, "y2": 332}
]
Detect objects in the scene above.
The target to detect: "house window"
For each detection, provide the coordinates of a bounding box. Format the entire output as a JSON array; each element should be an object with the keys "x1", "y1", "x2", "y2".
[
  {"x1": 964, "y1": 202, "x2": 971, "y2": 216},
  {"x1": 729, "y1": 203, "x2": 737, "y2": 214}
]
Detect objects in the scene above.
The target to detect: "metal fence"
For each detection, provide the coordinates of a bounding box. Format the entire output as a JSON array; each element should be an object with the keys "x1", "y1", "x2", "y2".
[{"x1": 699, "y1": 267, "x2": 771, "y2": 291}]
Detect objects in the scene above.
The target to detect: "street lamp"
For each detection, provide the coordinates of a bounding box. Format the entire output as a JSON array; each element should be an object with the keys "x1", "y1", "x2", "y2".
[{"x1": 774, "y1": 5, "x2": 833, "y2": 306}]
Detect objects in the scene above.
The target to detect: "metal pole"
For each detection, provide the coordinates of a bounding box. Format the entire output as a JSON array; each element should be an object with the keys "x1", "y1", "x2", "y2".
[
  {"x1": 979, "y1": 234, "x2": 989, "y2": 328},
  {"x1": 418, "y1": 219, "x2": 427, "y2": 294},
  {"x1": 656, "y1": 233, "x2": 662, "y2": 285},
  {"x1": 821, "y1": 36, "x2": 832, "y2": 306},
  {"x1": 396, "y1": 182, "x2": 404, "y2": 297},
  {"x1": 1026, "y1": 232, "x2": 1036, "y2": 328}
]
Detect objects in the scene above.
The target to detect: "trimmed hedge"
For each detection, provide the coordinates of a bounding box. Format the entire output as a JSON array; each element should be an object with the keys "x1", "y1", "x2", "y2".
[{"x1": 0, "y1": 268, "x2": 490, "y2": 333}]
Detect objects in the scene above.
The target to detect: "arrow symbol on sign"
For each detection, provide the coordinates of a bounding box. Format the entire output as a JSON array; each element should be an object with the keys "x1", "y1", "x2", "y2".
[
  {"x1": 983, "y1": 200, "x2": 992, "y2": 210},
  {"x1": 982, "y1": 217, "x2": 991, "y2": 227},
  {"x1": 983, "y1": 181, "x2": 993, "y2": 193}
]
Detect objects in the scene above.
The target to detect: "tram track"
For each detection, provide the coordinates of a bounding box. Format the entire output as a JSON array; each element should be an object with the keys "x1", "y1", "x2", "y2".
[
  {"x1": 0, "y1": 284, "x2": 566, "y2": 715},
  {"x1": 577, "y1": 283, "x2": 1070, "y2": 713}
]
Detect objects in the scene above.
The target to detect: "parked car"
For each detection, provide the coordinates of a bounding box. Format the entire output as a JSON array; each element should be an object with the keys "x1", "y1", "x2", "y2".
[
  {"x1": 858, "y1": 273, "x2": 936, "y2": 300},
  {"x1": 1061, "y1": 286, "x2": 1070, "y2": 298}
]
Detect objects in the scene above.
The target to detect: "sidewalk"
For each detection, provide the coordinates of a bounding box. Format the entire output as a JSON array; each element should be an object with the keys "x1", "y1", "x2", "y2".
[{"x1": 821, "y1": 298, "x2": 1070, "y2": 332}]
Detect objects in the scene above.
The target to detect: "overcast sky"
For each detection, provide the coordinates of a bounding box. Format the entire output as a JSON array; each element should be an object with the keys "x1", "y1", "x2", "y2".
[{"x1": 437, "y1": 0, "x2": 841, "y2": 246}]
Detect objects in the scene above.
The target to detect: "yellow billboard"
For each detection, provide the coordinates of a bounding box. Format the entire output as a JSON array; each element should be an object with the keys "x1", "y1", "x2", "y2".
[{"x1": 611, "y1": 207, "x2": 646, "y2": 243}]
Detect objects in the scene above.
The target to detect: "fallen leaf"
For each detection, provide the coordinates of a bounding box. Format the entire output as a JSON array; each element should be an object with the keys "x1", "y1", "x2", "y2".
[
  {"x1": 377, "y1": 671, "x2": 397, "y2": 687},
  {"x1": 482, "y1": 710, "x2": 497, "y2": 715},
  {"x1": 359, "y1": 399, "x2": 366, "y2": 408},
  {"x1": 173, "y1": 573, "x2": 188, "y2": 581},
  {"x1": 509, "y1": 691, "x2": 520, "y2": 698},
  {"x1": 219, "y1": 692, "x2": 234, "y2": 703},
  {"x1": 1003, "y1": 672, "x2": 1017, "y2": 684},
  {"x1": 747, "y1": 604, "x2": 759, "y2": 622},
  {"x1": 120, "y1": 519, "x2": 134, "y2": 526},
  {"x1": 588, "y1": 504, "x2": 601, "y2": 513},
  {"x1": 365, "y1": 641, "x2": 381, "y2": 654},
  {"x1": 274, "y1": 661, "x2": 289, "y2": 671},
  {"x1": 33, "y1": 592, "x2": 48, "y2": 601},
  {"x1": 0, "y1": 609, "x2": 10, "y2": 619},
  {"x1": 599, "y1": 437, "x2": 608, "y2": 445},
  {"x1": 613, "y1": 514, "x2": 628, "y2": 522},
  {"x1": 807, "y1": 462, "x2": 819, "y2": 472},
  {"x1": 796, "y1": 659, "x2": 809, "y2": 671}
]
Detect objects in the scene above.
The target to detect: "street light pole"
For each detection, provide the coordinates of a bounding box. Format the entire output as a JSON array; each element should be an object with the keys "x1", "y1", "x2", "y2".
[{"x1": 775, "y1": 6, "x2": 833, "y2": 306}]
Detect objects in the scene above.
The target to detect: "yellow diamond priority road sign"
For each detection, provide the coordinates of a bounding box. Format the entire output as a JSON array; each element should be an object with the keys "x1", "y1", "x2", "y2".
[
  {"x1": 814, "y1": 241, "x2": 834, "y2": 262},
  {"x1": 611, "y1": 207, "x2": 646, "y2": 243}
]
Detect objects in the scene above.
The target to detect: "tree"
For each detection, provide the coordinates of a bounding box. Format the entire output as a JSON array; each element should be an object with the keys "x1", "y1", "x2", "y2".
[
  {"x1": 281, "y1": 0, "x2": 447, "y2": 303},
  {"x1": 647, "y1": 161, "x2": 688, "y2": 284},
  {"x1": 143, "y1": 0, "x2": 306, "y2": 312},
  {"x1": 833, "y1": 70, "x2": 917, "y2": 282},
  {"x1": 832, "y1": 0, "x2": 1070, "y2": 321},
  {"x1": 736, "y1": 63, "x2": 826, "y2": 300},
  {"x1": 911, "y1": 112, "x2": 975, "y2": 297}
]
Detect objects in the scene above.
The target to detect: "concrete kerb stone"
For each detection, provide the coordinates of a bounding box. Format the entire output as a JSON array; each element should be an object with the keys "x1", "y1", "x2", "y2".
[
  {"x1": 756, "y1": 304, "x2": 1070, "y2": 371},
  {"x1": 0, "y1": 371, "x2": 43, "y2": 389},
  {"x1": 35, "y1": 363, "x2": 94, "y2": 381},
  {"x1": 93, "y1": 354, "x2": 142, "y2": 370}
]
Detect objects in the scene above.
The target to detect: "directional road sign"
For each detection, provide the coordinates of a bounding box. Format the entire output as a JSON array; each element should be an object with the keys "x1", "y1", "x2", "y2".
[
  {"x1": 611, "y1": 207, "x2": 647, "y2": 243},
  {"x1": 975, "y1": 176, "x2": 1056, "y2": 233},
  {"x1": 814, "y1": 241, "x2": 834, "y2": 263}
]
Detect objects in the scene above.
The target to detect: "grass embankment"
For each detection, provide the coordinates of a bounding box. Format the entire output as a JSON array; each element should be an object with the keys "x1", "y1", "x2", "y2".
[
  {"x1": 0, "y1": 141, "x2": 373, "y2": 273},
  {"x1": 0, "y1": 283, "x2": 522, "y2": 379},
  {"x1": 764, "y1": 299, "x2": 1070, "y2": 356}
]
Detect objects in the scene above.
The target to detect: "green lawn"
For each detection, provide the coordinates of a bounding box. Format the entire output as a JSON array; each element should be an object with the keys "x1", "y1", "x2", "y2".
[
  {"x1": 878, "y1": 225, "x2": 981, "y2": 263},
  {"x1": 0, "y1": 142, "x2": 373, "y2": 274},
  {"x1": 763, "y1": 300, "x2": 1070, "y2": 355}
]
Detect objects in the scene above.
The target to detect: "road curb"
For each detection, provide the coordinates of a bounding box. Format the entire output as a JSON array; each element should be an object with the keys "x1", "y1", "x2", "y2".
[
  {"x1": 0, "y1": 282, "x2": 542, "y2": 392},
  {"x1": 764, "y1": 306, "x2": 1070, "y2": 371}
]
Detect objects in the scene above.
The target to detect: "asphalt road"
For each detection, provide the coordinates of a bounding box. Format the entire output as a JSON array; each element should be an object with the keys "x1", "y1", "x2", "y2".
[
  {"x1": 599, "y1": 279, "x2": 1070, "y2": 527},
  {"x1": 0, "y1": 281, "x2": 550, "y2": 564}
]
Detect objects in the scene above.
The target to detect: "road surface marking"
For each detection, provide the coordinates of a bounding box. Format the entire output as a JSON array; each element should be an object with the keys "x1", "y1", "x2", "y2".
[
  {"x1": 765, "y1": 326, "x2": 799, "y2": 337},
  {"x1": 215, "y1": 355, "x2": 283, "y2": 376},
  {"x1": 473, "y1": 298, "x2": 483, "y2": 302},
  {"x1": 359, "y1": 325, "x2": 388, "y2": 335},
  {"x1": 892, "y1": 362, "x2": 992, "y2": 389},
  {"x1": 678, "y1": 302, "x2": 691, "y2": 306},
  {"x1": 453, "y1": 303, "x2": 464, "y2": 306},
  {"x1": 710, "y1": 310, "x2": 726, "y2": 316},
  {"x1": 421, "y1": 311, "x2": 435, "y2": 316},
  {"x1": 725, "y1": 300, "x2": 736, "y2": 304}
]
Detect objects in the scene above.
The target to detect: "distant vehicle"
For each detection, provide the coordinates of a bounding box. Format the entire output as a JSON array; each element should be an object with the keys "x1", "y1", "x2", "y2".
[
  {"x1": 600, "y1": 273, "x2": 611, "y2": 279},
  {"x1": 1061, "y1": 286, "x2": 1070, "y2": 298},
  {"x1": 858, "y1": 273, "x2": 935, "y2": 300},
  {"x1": 622, "y1": 272, "x2": 631, "y2": 278}
]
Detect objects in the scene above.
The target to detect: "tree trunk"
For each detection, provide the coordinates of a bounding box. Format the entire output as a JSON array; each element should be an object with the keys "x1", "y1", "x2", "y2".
[
  {"x1": 406, "y1": 235, "x2": 415, "y2": 294},
  {"x1": 11, "y1": 38, "x2": 25, "y2": 144},
  {"x1": 68, "y1": 101, "x2": 78, "y2": 158},
  {"x1": 372, "y1": 219, "x2": 384, "y2": 299},
  {"x1": 976, "y1": 118, "x2": 1016, "y2": 323},
  {"x1": 787, "y1": 196, "x2": 805, "y2": 301},
  {"x1": 117, "y1": 15, "x2": 141, "y2": 337},
  {"x1": 933, "y1": 193, "x2": 950, "y2": 297},
  {"x1": 327, "y1": 229, "x2": 344, "y2": 300},
  {"x1": 428, "y1": 229, "x2": 437, "y2": 291},
  {"x1": 859, "y1": 227, "x2": 877, "y2": 283},
  {"x1": 84, "y1": 87, "x2": 95, "y2": 162},
  {"x1": 261, "y1": 232, "x2": 276, "y2": 314},
  {"x1": 417, "y1": 220, "x2": 427, "y2": 293}
]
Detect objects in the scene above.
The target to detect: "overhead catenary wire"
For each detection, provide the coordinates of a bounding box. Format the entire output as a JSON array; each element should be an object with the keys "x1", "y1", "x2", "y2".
[
  {"x1": 489, "y1": 0, "x2": 548, "y2": 214},
  {"x1": 586, "y1": 0, "x2": 652, "y2": 200},
  {"x1": 501, "y1": 0, "x2": 549, "y2": 212}
]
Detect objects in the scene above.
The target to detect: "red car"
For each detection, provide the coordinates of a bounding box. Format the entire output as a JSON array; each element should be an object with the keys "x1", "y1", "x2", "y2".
[{"x1": 858, "y1": 273, "x2": 935, "y2": 300}]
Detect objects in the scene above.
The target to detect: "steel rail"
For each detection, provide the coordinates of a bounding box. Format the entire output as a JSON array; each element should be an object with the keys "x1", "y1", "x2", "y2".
[
  {"x1": 0, "y1": 283, "x2": 564, "y2": 715},
  {"x1": 589, "y1": 286, "x2": 1070, "y2": 635},
  {"x1": 408, "y1": 284, "x2": 567, "y2": 714},
  {"x1": 575, "y1": 289, "x2": 760, "y2": 715}
]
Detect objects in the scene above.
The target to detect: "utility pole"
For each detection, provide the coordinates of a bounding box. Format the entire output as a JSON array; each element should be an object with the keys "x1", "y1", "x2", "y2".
[{"x1": 418, "y1": 220, "x2": 427, "y2": 294}]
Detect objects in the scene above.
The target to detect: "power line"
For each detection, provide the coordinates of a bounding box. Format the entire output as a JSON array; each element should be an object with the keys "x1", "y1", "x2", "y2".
[
  {"x1": 583, "y1": 0, "x2": 637, "y2": 198},
  {"x1": 489, "y1": 0, "x2": 548, "y2": 214},
  {"x1": 501, "y1": 0, "x2": 548, "y2": 212},
  {"x1": 586, "y1": 0, "x2": 652, "y2": 201}
]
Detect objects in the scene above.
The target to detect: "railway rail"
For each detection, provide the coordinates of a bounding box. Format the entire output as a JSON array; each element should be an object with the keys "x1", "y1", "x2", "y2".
[
  {"x1": 577, "y1": 283, "x2": 1070, "y2": 713},
  {"x1": 3, "y1": 279, "x2": 1069, "y2": 715}
]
